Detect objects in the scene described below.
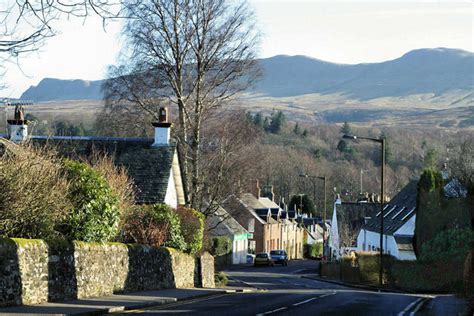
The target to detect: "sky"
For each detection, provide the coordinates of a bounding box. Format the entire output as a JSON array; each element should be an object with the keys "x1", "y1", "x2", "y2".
[{"x1": 1, "y1": 0, "x2": 473, "y2": 98}]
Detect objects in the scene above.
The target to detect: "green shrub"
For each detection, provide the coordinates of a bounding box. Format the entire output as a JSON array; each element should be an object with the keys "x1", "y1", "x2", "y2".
[
  {"x1": 418, "y1": 168, "x2": 443, "y2": 192},
  {"x1": 151, "y1": 204, "x2": 187, "y2": 251},
  {"x1": 420, "y1": 228, "x2": 474, "y2": 263},
  {"x1": 0, "y1": 140, "x2": 70, "y2": 239},
  {"x1": 304, "y1": 242, "x2": 323, "y2": 258},
  {"x1": 62, "y1": 159, "x2": 121, "y2": 242},
  {"x1": 176, "y1": 207, "x2": 204, "y2": 254},
  {"x1": 209, "y1": 236, "x2": 232, "y2": 257}
]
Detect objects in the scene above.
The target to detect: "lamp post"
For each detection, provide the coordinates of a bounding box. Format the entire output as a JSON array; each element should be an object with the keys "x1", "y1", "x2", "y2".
[{"x1": 342, "y1": 134, "x2": 385, "y2": 286}]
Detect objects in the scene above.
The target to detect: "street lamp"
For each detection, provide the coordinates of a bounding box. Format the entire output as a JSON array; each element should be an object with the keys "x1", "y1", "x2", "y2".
[{"x1": 342, "y1": 134, "x2": 385, "y2": 286}]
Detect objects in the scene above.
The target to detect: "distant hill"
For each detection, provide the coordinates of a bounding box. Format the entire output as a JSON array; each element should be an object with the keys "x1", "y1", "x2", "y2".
[
  {"x1": 20, "y1": 48, "x2": 473, "y2": 102},
  {"x1": 20, "y1": 78, "x2": 105, "y2": 102},
  {"x1": 255, "y1": 48, "x2": 474, "y2": 99}
]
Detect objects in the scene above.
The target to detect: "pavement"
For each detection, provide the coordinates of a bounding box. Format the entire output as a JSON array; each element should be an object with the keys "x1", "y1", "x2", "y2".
[
  {"x1": 0, "y1": 260, "x2": 469, "y2": 315},
  {"x1": 0, "y1": 286, "x2": 256, "y2": 316}
]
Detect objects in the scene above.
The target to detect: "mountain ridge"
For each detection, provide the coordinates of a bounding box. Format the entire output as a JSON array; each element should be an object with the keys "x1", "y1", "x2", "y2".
[{"x1": 19, "y1": 47, "x2": 474, "y2": 102}]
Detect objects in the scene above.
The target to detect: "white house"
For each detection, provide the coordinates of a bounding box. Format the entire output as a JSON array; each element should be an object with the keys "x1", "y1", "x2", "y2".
[
  {"x1": 356, "y1": 181, "x2": 418, "y2": 261},
  {"x1": 205, "y1": 204, "x2": 251, "y2": 265}
]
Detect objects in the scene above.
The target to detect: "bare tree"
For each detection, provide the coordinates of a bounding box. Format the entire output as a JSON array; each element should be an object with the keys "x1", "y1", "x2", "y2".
[
  {"x1": 1, "y1": 0, "x2": 120, "y2": 56},
  {"x1": 103, "y1": 0, "x2": 260, "y2": 208},
  {"x1": 0, "y1": 0, "x2": 121, "y2": 91}
]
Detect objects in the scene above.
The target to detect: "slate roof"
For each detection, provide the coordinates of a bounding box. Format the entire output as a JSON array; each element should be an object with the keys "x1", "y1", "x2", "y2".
[
  {"x1": 364, "y1": 181, "x2": 418, "y2": 235},
  {"x1": 30, "y1": 136, "x2": 177, "y2": 205},
  {"x1": 206, "y1": 204, "x2": 248, "y2": 237}
]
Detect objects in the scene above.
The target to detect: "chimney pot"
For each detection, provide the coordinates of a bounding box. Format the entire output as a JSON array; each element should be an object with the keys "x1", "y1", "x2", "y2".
[
  {"x1": 7, "y1": 104, "x2": 28, "y2": 143},
  {"x1": 152, "y1": 107, "x2": 172, "y2": 147}
]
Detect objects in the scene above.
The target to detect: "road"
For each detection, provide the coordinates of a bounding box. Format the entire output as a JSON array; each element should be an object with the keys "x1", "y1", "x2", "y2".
[{"x1": 119, "y1": 260, "x2": 458, "y2": 316}]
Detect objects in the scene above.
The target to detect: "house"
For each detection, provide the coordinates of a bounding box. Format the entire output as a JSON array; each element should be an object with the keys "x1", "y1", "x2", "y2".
[
  {"x1": 356, "y1": 181, "x2": 418, "y2": 261},
  {"x1": 205, "y1": 204, "x2": 251, "y2": 264},
  {"x1": 329, "y1": 196, "x2": 380, "y2": 259},
  {"x1": 222, "y1": 182, "x2": 304, "y2": 259},
  {"x1": 4, "y1": 105, "x2": 186, "y2": 208}
]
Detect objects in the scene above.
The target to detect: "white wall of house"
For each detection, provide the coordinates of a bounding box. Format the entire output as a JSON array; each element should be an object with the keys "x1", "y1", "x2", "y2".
[
  {"x1": 164, "y1": 169, "x2": 178, "y2": 208},
  {"x1": 394, "y1": 215, "x2": 416, "y2": 236},
  {"x1": 356, "y1": 216, "x2": 417, "y2": 261},
  {"x1": 329, "y1": 198, "x2": 341, "y2": 259},
  {"x1": 232, "y1": 237, "x2": 248, "y2": 264}
]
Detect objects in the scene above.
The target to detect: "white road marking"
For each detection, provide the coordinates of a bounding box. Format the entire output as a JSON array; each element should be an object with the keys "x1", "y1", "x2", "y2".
[
  {"x1": 409, "y1": 297, "x2": 431, "y2": 315},
  {"x1": 397, "y1": 298, "x2": 423, "y2": 316},
  {"x1": 256, "y1": 306, "x2": 288, "y2": 315},
  {"x1": 256, "y1": 292, "x2": 336, "y2": 315},
  {"x1": 292, "y1": 297, "x2": 318, "y2": 306}
]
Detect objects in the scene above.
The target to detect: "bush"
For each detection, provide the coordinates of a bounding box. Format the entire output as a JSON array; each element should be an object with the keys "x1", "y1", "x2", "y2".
[
  {"x1": 175, "y1": 207, "x2": 204, "y2": 254},
  {"x1": 150, "y1": 204, "x2": 187, "y2": 251},
  {"x1": 208, "y1": 236, "x2": 232, "y2": 257},
  {"x1": 419, "y1": 228, "x2": 474, "y2": 263},
  {"x1": 62, "y1": 159, "x2": 121, "y2": 242},
  {"x1": 120, "y1": 205, "x2": 169, "y2": 247},
  {"x1": 304, "y1": 242, "x2": 323, "y2": 258},
  {"x1": 0, "y1": 140, "x2": 70, "y2": 239},
  {"x1": 214, "y1": 271, "x2": 228, "y2": 287},
  {"x1": 89, "y1": 152, "x2": 136, "y2": 216}
]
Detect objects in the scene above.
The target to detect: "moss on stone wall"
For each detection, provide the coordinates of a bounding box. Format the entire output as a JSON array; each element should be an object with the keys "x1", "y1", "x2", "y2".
[{"x1": 0, "y1": 238, "x2": 214, "y2": 307}]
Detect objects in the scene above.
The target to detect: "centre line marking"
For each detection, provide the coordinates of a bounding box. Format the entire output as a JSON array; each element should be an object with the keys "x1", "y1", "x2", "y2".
[
  {"x1": 397, "y1": 297, "x2": 423, "y2": 316},
  {"x1": 292, "y1": 297, "x2": 318, "y2": 306}
]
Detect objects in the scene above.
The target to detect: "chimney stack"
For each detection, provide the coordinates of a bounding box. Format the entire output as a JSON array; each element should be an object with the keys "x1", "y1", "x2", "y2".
[
  {"x1": 262, "y1": 185, "x2": 275, "y2": 201},
  {"x1": 7, "y1": 104, "x2": 28, "y2": 143},
  {"x1": 152, "y1": 107, "x2": 172, "y2": 147},
  {"x1": 254, "y1": 180, "x2": 261, "y2": 198}
]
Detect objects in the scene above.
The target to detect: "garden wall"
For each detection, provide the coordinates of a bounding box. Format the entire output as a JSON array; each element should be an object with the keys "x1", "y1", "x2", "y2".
[{"x1": 0, "y1": 238, "x2": 214, "y2": 307}]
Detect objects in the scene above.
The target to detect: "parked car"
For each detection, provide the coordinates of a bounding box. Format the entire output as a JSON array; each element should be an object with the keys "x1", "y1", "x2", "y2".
[
  {"x1": 270, "y1": 250, "x2": 288, "y2": 266},
  {"x1": 246, "y1": 253, "x2": 256, "y2": 264},
  {"x1": 254, "y1": 252, "x2": 274, "y2": 267}
]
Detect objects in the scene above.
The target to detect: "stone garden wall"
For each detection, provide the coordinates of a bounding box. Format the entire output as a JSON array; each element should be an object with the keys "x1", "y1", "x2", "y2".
[{"x1": 0, "y1": 238, "x2": 214, "y2": 307}]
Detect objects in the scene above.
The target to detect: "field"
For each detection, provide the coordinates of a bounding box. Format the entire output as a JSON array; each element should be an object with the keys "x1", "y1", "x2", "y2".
[{"x1": 1, "y1": 90, "x2": 473, "y2": 134}]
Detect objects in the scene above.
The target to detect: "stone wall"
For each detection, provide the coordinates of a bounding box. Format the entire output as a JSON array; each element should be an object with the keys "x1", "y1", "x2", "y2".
[{"x1": 0, "y1": 238, "x2": 214, "y2": 307}]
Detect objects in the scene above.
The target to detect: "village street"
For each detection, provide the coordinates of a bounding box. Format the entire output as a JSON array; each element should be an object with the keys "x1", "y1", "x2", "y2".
[{"x1": 118, "y1": 260, "x2": 465, "y2": 316}]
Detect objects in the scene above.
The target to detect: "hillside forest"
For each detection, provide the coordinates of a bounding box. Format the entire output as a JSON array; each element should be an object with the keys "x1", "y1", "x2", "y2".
[{"x1": 3, "y1": 104, "x2": 472, "y2": 218}]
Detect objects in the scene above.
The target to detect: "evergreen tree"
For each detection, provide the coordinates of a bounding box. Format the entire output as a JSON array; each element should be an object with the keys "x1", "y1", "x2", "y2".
[
  {"x1": 302, "y1": 129, "x2": 308, "y2": 137},
  {"x1": 340, "y1": 121, "x2": 352, "y2": 135},
  {"x1": 337, "y1": 139, "x2": 348, "y2": 152},
  {"x1": 268, "y1": 111, "x2": 286, "y2": 134},
  {"x1": 253, "y1": 112, "x2": 263, "y2": 128},
  {"x1": 289, "y1": 194, "x2": 316, "y2": 216},
  {"x1": 293, "y1": 122, "x2": 301, "y2": 135},
  {"x1": 245, "y1": 111, "x2": 253, "y2": 123},
  {"x1": 263, "y1": 116, "x2": 270, "y2": 132}
]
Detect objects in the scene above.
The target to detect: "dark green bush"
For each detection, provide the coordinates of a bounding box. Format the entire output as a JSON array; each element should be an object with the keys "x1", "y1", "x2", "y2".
[
  {"x1": 62, "y1": 159, "x2": 120, "y2": 242},
  {"x1": 151, "y1": 204, "x2": 187, "y2": 251},
  {"x1": 209, "y1": 236, "x2": 232, "y2": 257},
  {"x1": 304, "y1": 242, "x2": 323, "y2": 258},
  {"x1": 176, "y1": 207, "x2": 204, "y2": 254},
  {"x1": 420, "y1": 228, "x2": 474, "y2": 263}
]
